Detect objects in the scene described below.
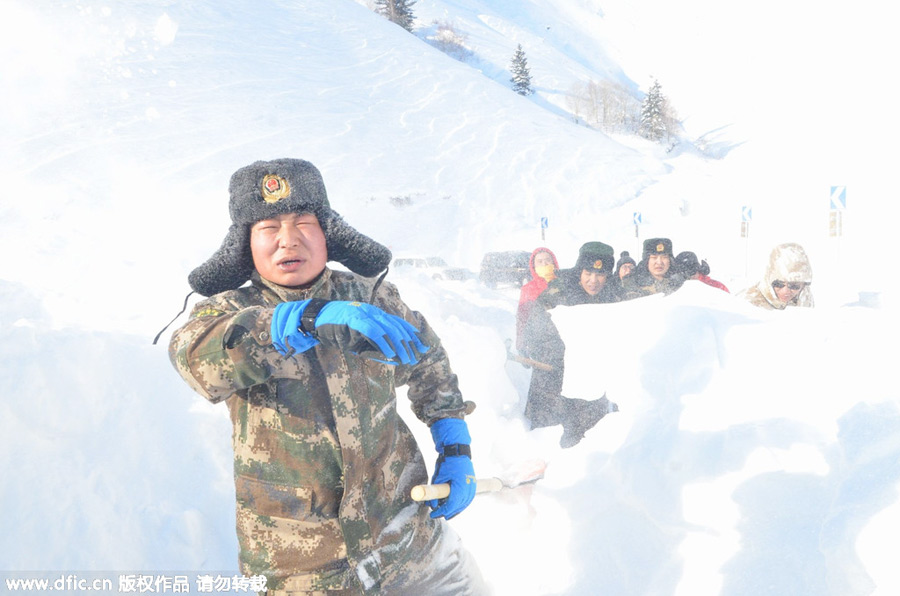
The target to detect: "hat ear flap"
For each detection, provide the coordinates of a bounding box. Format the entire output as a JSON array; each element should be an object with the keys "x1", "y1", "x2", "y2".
[
  {"x1": 323, "y1": 211, "x2": 392, "y2": 277},
  {"x1": 188, "y1": 224, "x2": 255, "y2": 296}
]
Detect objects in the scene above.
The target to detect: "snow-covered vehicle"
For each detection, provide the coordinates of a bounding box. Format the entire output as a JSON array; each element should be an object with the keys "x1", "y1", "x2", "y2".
[
  {"x1": 391, "y1": 257, "x2": 474, "y2": 281},
  {"x1": 479, "y1": 250, "x2": 531, "y2": 288}
]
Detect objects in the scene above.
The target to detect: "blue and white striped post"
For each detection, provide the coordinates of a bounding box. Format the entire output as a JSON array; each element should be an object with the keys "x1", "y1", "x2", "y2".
[
  {"x1": 741, "y1": 206, "x2": 752, "y2": 276},
  {"x1": 829, "y1": 186, "x2": 845, "y2": 237},
  {"x1": 829, "y1": 186, "x2": 846, "y2": 265}
]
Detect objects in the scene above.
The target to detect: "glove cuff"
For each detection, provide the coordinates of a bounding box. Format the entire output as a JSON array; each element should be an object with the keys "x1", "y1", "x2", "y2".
[
  {"x1": 298, "y1": 298, "x2": 330, "y2": 334},
  {"x1": 440, "y1": 444, "x2": 471, "y2": 458},
  {"x1": 430, "y1": 417, "x2": 471, "y2": 452}
]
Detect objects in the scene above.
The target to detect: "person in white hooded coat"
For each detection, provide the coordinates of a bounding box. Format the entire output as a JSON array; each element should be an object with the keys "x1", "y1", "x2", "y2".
[{"x1": 739, "y1": 242, "x2": 814, "y2": 310}]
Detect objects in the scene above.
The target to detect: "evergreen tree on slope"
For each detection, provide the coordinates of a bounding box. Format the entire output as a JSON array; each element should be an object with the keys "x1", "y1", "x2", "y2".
[
  {"x1": 639, "y1": 79, "x2": 667, "y2": 142},
  {"x1": 375, "y1": 0, "x2": 417, "y2": 33},
  {"x1": 509, "y1": 44, "x2": 534, "y2": 96}
]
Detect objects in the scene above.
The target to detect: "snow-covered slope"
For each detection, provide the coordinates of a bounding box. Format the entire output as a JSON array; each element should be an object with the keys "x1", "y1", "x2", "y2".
[
  {"x1": 2, "y1": 0, "x2": 898, "y2": 595},
  {"x1": 1, "y1": 0, "x2": 668, "y2": 339}
]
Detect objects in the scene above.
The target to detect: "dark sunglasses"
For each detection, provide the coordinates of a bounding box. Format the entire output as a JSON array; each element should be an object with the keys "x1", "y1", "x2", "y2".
[{"x1": 772, "y1": 280, "x2": 807, "y2": 291}]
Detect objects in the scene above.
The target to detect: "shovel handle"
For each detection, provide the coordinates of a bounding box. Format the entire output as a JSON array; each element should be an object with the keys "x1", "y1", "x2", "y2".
[
  {"x1": 506, "y1": 352, "x2": 554, "y2": 371},
  {"x1": 410, "y1": 477, "x2": 504, "y2": 502}
]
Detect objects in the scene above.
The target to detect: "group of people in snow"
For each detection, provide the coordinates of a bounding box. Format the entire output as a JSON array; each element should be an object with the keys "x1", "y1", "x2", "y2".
[
  {"x1": 164, "y1": 157, "x2": 816, "y2": 594},
  {"x1": 515, "y1": 238, "x2": 814, "y2": 447}
]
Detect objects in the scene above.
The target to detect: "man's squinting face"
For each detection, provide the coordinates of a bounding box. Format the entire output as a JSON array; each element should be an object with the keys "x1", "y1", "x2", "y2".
[
  {"x1": 579, "y1": 269, "x2": 608, "y2": 295},
  {"x1": 250, "y1": 213, "x2": 327, "y2": 287},
  {"x1": 647, "y1": 254, "x2": 671, "y2": 280}
]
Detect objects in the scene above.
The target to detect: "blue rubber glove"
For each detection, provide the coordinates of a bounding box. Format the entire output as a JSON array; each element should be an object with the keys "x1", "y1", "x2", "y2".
[
  {"x1": 271, "y1": 299, "x2": 320, "y2": 354},
  {"x1": 271, "y1": 299, "x2": 429, "y2": 365},
  {"x1": 428, "y1": 417, "x2": 476, "y2": 520}
]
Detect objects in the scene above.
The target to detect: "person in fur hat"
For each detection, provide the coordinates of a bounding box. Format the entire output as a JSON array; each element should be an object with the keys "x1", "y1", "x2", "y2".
[
  {"x1": 738, "y1": 242, "x2": 814, "y2": 309},
  {"x1": 168, "y1": 159, "x2": 485, "y2": 595},
  {"x1": 621, "y1": 237, "x2": 685, "y2": 299},
  {"x1": 674, "y1": 251, "x2": 730, "y2": 292},
  {"x1": 520, "y1": 242, "x2": 619, "y2": 448},
  {"x1": 538, "y1": 241, "x2": 624, "y2": 308}
]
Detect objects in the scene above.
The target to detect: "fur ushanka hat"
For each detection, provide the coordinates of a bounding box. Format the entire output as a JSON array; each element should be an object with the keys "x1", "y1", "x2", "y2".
[
  {"x1": 188, "y1": 159, "x2": 392, "y2": 297},
  {"x1": 642, "y1": 238, "x2": 674, "y2": 261},
  {"x1": 674, "y1": 251, "x2": 711, "y2": 277},
  {"x1": 573, "y1": 241, "x2": 615, "y2": 276}
]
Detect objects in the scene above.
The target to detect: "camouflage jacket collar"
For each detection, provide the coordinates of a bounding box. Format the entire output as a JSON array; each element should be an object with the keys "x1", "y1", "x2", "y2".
[{"x1": 251, "y1": 268, "x2": 332, "y2": 303}]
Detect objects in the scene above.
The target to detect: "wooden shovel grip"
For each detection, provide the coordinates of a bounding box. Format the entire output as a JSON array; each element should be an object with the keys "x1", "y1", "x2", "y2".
[
  {"x1": 410, "y1": 477, "x2": 504, "y2": 502},
  {"x1": 410, "y1": 483, "x2": 450, "y2": 502}
]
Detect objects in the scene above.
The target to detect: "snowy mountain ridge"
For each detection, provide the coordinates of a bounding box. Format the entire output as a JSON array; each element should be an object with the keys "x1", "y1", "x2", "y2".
[
  {"x1": 2, "y1": 0, "x2": 686, "y2": 336},
  {"x1": 2, "y1": 1, "x2": 899, "y2": 595}
]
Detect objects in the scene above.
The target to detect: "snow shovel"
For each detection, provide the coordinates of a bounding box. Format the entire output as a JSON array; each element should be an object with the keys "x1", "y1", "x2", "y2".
[{"x1": 504, "y1": 339, "x2": 553, "y2": 372}]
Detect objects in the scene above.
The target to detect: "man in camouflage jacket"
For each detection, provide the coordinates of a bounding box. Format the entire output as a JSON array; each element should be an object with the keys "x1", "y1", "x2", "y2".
[
  {"x1": 520, "y1": 242, "x2": 619, "y2": 448},
  {"x1": 169, "y1": 159, "x2": 484, "y2": 595},
  {"x1": 621, "y1": 237, "x2": 684, "y2": 299}
]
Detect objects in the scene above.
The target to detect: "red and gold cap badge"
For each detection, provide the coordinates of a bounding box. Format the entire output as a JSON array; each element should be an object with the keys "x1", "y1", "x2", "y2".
[
  {"x1": 656, "y1": 243, "x2": 665, "y2": 253},
  {"x1": 261, "y1": 174, "x2": 291, "y2": 203},
  {"x1": 593, "y1": 259, "x2": 604, "y2": 270}
]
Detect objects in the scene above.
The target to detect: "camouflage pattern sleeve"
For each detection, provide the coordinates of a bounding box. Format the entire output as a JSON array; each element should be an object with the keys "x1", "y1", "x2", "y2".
[
  {"x1": 168, "y1": 291, "x2": 279, "y2": 404},
  {"x1": 536, "y1": 279, "x2": 565, "y2": 309},
  {"x1": 372, "y1": 282, "x2": 472, "y2": 425}
]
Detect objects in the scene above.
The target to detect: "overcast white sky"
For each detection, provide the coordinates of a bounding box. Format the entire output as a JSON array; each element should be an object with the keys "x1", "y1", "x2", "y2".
[
  {"x1": 601, "y1": 0, "x2": 892, "y2": 139},
  {"x1": 597, "y1": 0, "x2": 899, "y2": 255}
]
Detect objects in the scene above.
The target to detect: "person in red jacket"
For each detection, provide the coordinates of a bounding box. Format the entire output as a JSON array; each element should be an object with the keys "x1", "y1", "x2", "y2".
[
  {"x1": 515, "y1": 247, "x2": 559, "y2": 352},
  {"x1": 674, "y1": 251, "x2": 730, "y2": 292}
]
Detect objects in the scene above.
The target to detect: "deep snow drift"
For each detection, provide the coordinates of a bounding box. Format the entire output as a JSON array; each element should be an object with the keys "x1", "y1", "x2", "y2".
[{"x1": 2, "y1": 1, "x2": 898, "y2": 595}]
